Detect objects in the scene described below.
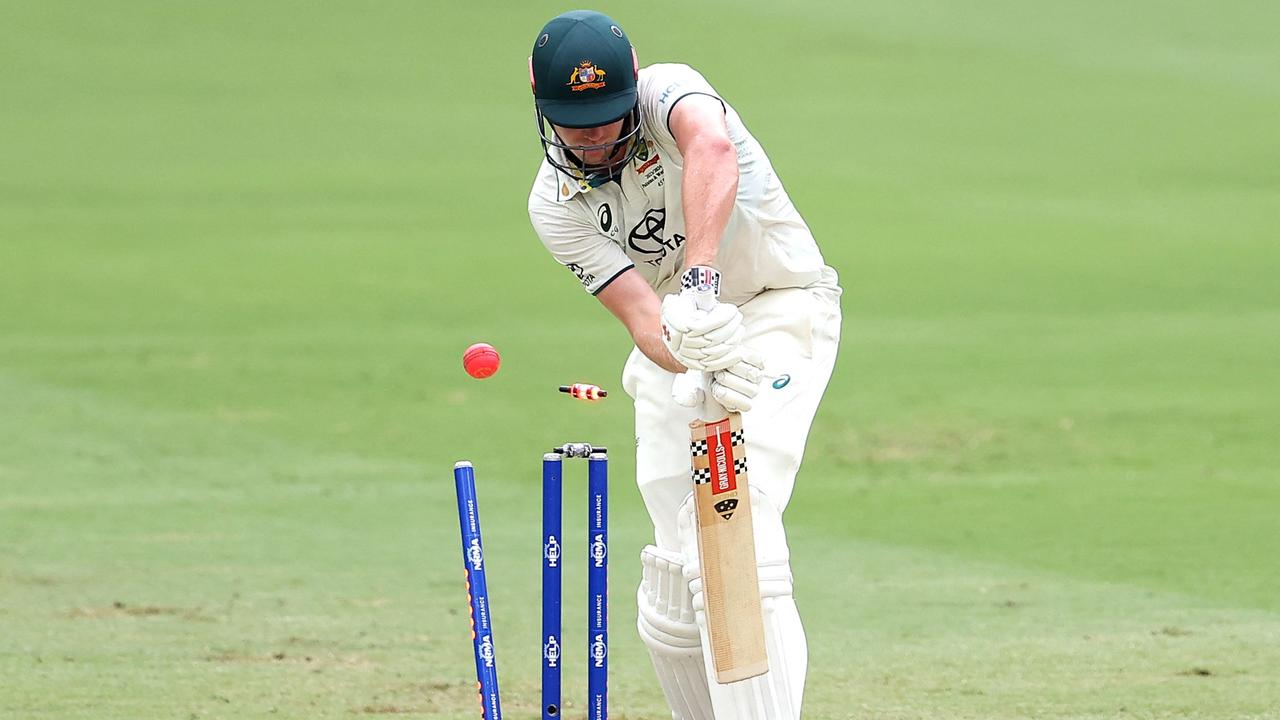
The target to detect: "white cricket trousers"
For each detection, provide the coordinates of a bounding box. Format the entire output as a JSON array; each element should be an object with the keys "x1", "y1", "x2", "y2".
[{"x1": 622, "y1": 274, "x2": 843, "y2": 550}]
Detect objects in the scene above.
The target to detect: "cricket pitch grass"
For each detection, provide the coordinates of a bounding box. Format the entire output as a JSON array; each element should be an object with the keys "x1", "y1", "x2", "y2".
[{"x1": 2, "y1": 1, "x2": 1277, "y2": 718}]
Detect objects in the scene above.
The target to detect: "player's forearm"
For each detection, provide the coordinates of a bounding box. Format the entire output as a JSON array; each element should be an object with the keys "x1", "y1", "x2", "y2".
[
  {"x1": 681, "y1": 137, "x2": 738, "y2": 270},
  {"x1": 633, "y1": 323, "x2": 688, "y2": 374},
  {"x1": 597, "y1": 269, "x2": 692, "y2": 374}
]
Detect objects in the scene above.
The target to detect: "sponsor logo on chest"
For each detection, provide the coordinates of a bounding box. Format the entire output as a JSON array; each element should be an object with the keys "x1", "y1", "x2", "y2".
[{"x1": 626, "y1": 208, "x2": 685, "y2": 267}]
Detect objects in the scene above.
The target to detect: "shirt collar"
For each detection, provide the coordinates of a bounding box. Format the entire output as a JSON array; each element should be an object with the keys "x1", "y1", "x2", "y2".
[
  {"x1": 553, "y1": 160, "x2": 593, "y2": 203},
  {"x1": 551, "y1": 133, "x2": 648, "y2": 203}
]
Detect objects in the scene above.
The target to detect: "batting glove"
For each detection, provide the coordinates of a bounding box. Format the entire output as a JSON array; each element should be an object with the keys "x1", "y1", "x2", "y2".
[
  {"x1": 660, "y1": 266, "x2": 744, "y2": 372},
  {"x1": 710, "y1": 347, "x2": 764, "y2": 413},
  {"x1": 669, "y1": 367, "x2": 707, "y2": 408}
]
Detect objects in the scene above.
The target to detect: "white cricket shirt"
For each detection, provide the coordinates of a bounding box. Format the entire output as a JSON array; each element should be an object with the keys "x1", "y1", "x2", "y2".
[{"x1": 528, "y1": 63, "x2": 834, "y2": 304}]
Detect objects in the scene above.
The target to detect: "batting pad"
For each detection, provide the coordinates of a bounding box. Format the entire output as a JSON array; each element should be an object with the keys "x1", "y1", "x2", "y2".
[
  {"x1": 637, "y1": 545, "x2": 715, "y2": 720},
  {"x1": 678, "y1": 488, "x2": 808, "y2": 719}
]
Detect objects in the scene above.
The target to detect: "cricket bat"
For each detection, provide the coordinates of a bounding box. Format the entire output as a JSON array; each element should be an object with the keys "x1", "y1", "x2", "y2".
[
  {"x1": 678, "y1": 284, "x2": 769, "y2": 683},
  {"x1": 689, "y1": 410, "x2": 769, "y2": 683}
]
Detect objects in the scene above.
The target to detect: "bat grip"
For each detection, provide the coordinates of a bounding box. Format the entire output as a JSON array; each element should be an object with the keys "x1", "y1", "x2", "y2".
[
  {"x1": 675, "y1": 283, "x2": 725, "y2": 416},
  {"x1": 690, "y1": 283, "x2": 717, "y2": 312}
]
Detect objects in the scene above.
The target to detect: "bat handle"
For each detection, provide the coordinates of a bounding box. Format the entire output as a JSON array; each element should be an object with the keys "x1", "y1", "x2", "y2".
[{"x1": 690, "y1": 283, "x2": 717, "y2": 312}]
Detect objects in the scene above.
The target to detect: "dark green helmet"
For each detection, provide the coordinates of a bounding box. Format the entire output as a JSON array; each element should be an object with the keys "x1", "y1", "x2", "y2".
[
  {"x1": 529, "y1": 10, "x2": 642, "y2": 183},
  {"x1": 530, "y1": 10, "x2": 637, "y2": 128}
]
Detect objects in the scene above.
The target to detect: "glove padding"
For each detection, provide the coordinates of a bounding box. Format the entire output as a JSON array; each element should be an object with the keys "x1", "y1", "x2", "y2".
[
  {"x1": 709, "y1": 348, "x2": 764, "y2": 413},
  {"x1": 669, "y1": 367, "x2": 706, "y2": 408},
  {"x1": 660, "y1": 292, "x2": 744, "y2": 372}
]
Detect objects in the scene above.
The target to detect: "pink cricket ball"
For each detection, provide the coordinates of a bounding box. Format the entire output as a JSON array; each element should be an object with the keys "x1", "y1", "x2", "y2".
[{"x1": 462, "y1": 342, "x2": 501, "y2": 379}]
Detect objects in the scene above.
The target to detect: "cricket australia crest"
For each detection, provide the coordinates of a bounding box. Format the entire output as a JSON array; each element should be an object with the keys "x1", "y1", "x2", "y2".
[{"x1": 567, "y1": 60, "x2": 607, "y2": 91}]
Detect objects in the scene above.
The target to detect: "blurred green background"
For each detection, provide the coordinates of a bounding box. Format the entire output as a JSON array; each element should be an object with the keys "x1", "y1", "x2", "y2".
[{"x1": 2, "y1": 1, "x2": 1277, "y2": 718}]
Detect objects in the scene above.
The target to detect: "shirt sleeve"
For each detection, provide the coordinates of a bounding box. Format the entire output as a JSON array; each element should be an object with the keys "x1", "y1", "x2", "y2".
[
  {"x1": 638, "y1": 64, "x2": 727, "y2": 150},
  {"x1": 528, "y1": 196, "x2": 635, "y2": 296}
]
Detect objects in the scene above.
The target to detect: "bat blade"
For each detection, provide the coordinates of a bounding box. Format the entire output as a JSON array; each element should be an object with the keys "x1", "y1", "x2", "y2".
[{"x1": 689, "y1": 412, "x2": 769, "y2": 683}]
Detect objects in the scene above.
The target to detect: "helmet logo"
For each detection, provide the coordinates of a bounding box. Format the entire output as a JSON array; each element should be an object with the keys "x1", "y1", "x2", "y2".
[{"x1": 567, "y1": 60, "x2": 607, "y2": 92}]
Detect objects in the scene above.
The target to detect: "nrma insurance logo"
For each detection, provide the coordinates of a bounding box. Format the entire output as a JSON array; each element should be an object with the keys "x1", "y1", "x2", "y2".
[
  {"x1": 467, "y1": 538, "x2": 484, "y2": 571},
  {"x1": 544, "y1": 534, "x2": 560, "y2": 568},
  {"x1": 591, "y1": 634, "x2": 607, "y2": 668},
  {"x1": 544, "y1": 634, "x2": 560, "y2": 668},
  {"x1": 591, "y1": 534, "x2": 607, "y2": 568},
  {"x1": 478, "y1": 634, "x2": 495, "y2": 668}
]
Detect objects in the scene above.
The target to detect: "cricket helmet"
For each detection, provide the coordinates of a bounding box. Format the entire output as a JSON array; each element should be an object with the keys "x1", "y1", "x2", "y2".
[{"x1": 529, "y1": 10, "x2": 642, "y2": 181}]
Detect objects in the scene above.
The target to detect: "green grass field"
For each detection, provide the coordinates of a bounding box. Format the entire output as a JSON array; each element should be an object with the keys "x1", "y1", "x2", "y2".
[{"x1": 3, "y1": 1, "x2": 1278, "y2": 718}]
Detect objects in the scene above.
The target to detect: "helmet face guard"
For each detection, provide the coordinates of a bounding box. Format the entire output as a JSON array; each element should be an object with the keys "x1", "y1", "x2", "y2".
[
  {"x1": 529, "y1": 11, "x2": 640, "y2": 188},
  {"x1": 535, "y1": 103, "x2": 643, "y2": 187}
]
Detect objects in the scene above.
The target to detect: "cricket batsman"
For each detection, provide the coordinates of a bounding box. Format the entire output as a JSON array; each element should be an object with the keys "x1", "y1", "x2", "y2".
[{"x1": 526, "y1": 11, "x2": 842, "y2": 718}]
